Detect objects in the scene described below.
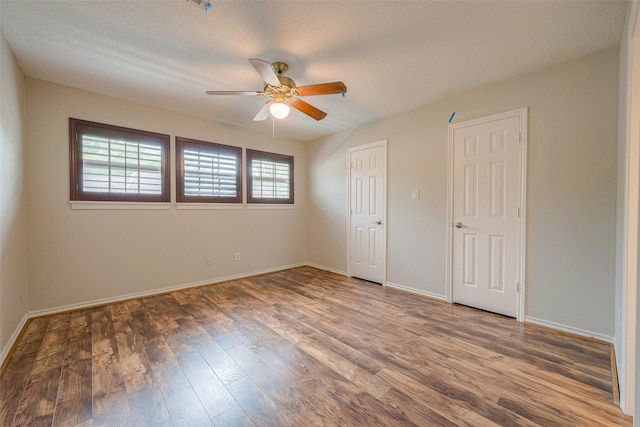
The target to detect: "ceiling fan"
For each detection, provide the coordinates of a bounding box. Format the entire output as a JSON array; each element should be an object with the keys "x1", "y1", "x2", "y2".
[{"x1": 206, "y1": 59, "x2": 347, "y2": 122}]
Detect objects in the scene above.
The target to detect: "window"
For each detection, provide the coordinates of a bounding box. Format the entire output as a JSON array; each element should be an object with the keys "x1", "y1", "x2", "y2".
[
  {"x1": 176, "y1": 137, "x2": 242, "y2": 203},
  {"x1": 70, "y1": 118, "x2": 170, "y2": 202},
  {"x1": 247, "y1": 149, "x2": 294, "y2": 204}
]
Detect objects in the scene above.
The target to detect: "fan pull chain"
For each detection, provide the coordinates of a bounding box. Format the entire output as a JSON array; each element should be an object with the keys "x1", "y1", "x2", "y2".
[{"x1": 272, "y1": 116, "x2": 275, "y2": 139}]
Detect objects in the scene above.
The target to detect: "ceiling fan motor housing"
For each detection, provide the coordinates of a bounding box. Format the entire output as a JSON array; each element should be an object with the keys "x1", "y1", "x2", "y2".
[
  {"x1": 277, "y1": 75, "x2": 295, "y2": 90},
  {"x1": 265, "y1": 75, "x2": 297, "y2": 101}
]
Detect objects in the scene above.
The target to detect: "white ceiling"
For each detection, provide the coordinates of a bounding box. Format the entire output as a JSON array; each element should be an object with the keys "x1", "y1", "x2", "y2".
[{"x1": 0, "y1": 0, "x2": 628, "y2": 141}]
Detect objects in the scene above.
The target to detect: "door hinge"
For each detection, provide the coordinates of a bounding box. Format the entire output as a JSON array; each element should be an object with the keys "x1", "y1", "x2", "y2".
[
  {"x1": 517, "y1": 207, "x2": 521, "y2": 218},
  {"x1": 517, "y1": 282, "x2": 521, "y2": 293},
  {"x1": 519, "y1": 133, "x2": 522, "y2": 143}
]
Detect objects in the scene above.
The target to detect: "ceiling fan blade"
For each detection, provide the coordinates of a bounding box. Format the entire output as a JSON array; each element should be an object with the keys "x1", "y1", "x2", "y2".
[
  {"x1": 206, "y1": 91, "x2": 261, "y2": 95},
  {"x1": 291, "y1": 99, "x2": 327, "y2": 121},
  {"x1": 296, "y1": 82, "x2": 347, "y2": 97},
  {"x1": 253, "y1": 103, "x2": 271, "y2": 121},
  {"x1": 249, "y1": 59, "x2": 281, "y2": 87}
]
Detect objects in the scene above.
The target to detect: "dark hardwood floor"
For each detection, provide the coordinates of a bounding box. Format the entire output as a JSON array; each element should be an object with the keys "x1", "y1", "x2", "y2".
[{"x1": 0, "y1": 267, "x2": 632, "y2": 426}]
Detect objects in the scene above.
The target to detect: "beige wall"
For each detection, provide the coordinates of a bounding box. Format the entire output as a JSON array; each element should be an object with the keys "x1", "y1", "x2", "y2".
[
  {"x1": 25, "y1": 79, "x2": 307, "y2": 312},
  {"x1": 0, "y1": 33, "x2": 28, "y2": 355},
  {"x1": 307, "y1": 48, "x2": 619, "y2": 339}
]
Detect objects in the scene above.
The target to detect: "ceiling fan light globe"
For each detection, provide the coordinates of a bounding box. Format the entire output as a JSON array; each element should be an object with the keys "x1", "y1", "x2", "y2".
[{"x1": 270, "y1": 102, "x2": 290, "y2": 119}]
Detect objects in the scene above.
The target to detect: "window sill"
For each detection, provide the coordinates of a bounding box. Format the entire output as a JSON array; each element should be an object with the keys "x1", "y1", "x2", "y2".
[
  {"x1": 70, "y1": 201, "x2": 171, "y2": 210},
  {"x1": 176, "y1": 203, "x2": 243, "y2": 210},
  {"x1": 246, "y1": 204, "x2": 295, "y2": 210},
  {"x1": 69, "y1": 201, "x2": 293, "y2": 210}
]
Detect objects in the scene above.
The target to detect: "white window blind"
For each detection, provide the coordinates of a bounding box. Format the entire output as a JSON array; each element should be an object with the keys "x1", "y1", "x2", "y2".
[
  {"x1": 177, "y1": 137, "x2": 242, "y2": 203},
  {"x1": 251, "y1": 159, "x2": 290, "y2": 199},
  {"x1": 81, "y1": 134, "x2": 163, "y2": 195}
]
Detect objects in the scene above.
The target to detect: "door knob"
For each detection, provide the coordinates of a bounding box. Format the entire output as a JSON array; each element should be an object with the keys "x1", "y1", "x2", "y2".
[
  {"x1": 455, "y1": 222, "x2": 464, "y2": 228},
  {"x1": 373, "y1": 220, "x2": 382, "y2": 225}
]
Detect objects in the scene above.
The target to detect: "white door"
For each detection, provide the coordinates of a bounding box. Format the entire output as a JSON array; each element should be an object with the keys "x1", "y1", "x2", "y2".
[
  {"x1": 348, "y1": 142, "x2": 386, "y2": 284},
  {"x1": 451, "y1": 111, "x2": 525, "y2": 318}
]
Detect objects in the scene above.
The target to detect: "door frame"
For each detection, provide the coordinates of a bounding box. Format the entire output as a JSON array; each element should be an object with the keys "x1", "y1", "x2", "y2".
[
  {"x1": 346, "y1": 140, "x2": 388, "y2": 284},
  {"x1": 445, "y1": 108, "x2": 528, "y2": 322}
]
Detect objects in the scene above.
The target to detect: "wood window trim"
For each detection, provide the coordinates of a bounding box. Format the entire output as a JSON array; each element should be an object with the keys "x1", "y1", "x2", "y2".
[
  {"x1": 69, "y1": 118, "x2": 170, "y2": 202},
  {"x1": 176, "y1": 137, "x2": 243, "y2": 204},
  {"x1": 246, "y1": 149, "x2": 294, "y2": 205}
]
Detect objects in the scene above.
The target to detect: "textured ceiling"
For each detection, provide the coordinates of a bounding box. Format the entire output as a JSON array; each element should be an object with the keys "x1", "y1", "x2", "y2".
[{"x1": 0, "y1": 0, "x2": 629, "y2": 141}]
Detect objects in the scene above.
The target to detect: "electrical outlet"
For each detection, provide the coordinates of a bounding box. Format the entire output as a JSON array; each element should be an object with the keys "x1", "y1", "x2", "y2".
[
  {"x1": 412, "y1": 189, "x2": 420, "y2": 200},
  {"x1": 235, "y1": 252, "x2": 241, "y2": 261},
  {"x1": 205, "y1": 257, "x2": 212, "y2": 266}
]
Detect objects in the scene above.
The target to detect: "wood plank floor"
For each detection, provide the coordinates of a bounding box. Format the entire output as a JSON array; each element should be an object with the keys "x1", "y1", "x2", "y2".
[{"x1": 0, "y1": 266, "x2": 632, "y2": 426}]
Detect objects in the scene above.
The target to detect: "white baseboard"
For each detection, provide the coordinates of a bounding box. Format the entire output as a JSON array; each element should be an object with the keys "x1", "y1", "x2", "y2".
[
  {"x1": 4, "y1": 265, "x2": 614, "y2": 371},
  {"x1": 27, "y1": 262, "x2": 308, "y2": 318},
  {"x1": 2, "y1": 263, "x2": 308, "y2": 369},
  {"x1": 1, "y1": 313, "x2": 28, "y2": 369},
  {"x1": 525, "y1": 316, "x2": 614, "y2": 343},
  {"x1": 385, "y1": 281, "x2": 447, "y2": 302},
  {"x1": 305, "y1": 262, "x2": 348, "y2": 276}
]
